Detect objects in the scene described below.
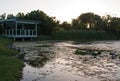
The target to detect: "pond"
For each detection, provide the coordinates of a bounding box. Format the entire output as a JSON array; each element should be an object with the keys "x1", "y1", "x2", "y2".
[{"x1": 13, "y1": 41, "x2": 120, "y2": 81}]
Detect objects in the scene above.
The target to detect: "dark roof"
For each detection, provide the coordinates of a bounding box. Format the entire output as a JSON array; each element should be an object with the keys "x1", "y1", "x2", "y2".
[{"x1": 0, "y1": 18, "x2": 40, "y2": 24}]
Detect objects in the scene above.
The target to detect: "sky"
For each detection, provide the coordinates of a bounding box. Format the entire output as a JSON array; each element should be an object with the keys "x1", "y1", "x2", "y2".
[{"x1": 0, "y1": 0, "x2": 120, "y2": 22}]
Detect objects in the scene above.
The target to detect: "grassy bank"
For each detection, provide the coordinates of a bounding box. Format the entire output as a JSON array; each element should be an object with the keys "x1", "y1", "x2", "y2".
[
  {"x1": 0, "y1": 36, "x2": 24, "y2": 81},
  {"x1": 52, "y1": 30, "x2": 120, "y2": 41}
]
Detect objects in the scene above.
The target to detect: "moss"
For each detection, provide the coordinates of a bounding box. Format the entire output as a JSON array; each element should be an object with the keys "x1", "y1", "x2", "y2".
[
  {"x1": 75, "y1": 50, "x2": 87, "y2": 55},
  {"x1": 35, "y1": 44, "x2": 51, "y2": 47},
  {"x1": 75, "y1": 49, "x2": 102, "y2": 57}
]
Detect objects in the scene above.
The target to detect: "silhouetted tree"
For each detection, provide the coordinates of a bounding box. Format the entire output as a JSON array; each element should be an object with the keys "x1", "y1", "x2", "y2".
[
  {"x1": 7, "y1": 14, "x2": 15, "y2": 19},
  {"x1": 0, "y1": 13, "x2": 6, "y2": 19},
  {"x1": 16, "y1": 12, "x2": 25, "y2": 19},
  {"x1": 109, "y1": 17, "x2": 120, "y2": 32},
  {"x1": 60, "y1": 21, "x2": 72, "y2": 30},
  {"x1": 71, "y1": 19, "x2": 86, "y2": 30},
  {"x1": 78, "y1": 12, "x2": 102, "y2": 30}
]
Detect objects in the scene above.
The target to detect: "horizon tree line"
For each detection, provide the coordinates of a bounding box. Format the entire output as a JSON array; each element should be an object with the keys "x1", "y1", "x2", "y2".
[{"x1": 0, "y1": 10, "x2": 120, "y2": 35}]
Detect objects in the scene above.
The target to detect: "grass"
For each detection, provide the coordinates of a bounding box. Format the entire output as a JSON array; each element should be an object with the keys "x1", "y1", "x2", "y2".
[
  {"x1": 0, "y1": 36, "x2": 24, "y2": 81},
  {"x1": 52, "y1": 30, "x2": 119, "y2": 41},
  {"x1": 36, "y1": 30, "x2": 120, "y2": 41}
]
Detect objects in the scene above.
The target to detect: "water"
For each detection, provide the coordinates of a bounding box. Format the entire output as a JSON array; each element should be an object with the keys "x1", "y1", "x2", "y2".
[{"x1": 13, "y1": 41, "x2": 120, "y2": 81}]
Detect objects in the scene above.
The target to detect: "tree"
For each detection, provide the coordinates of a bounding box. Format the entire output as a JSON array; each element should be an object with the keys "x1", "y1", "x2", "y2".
[
  {"x1": 60, "y1": 21, "x2": 71, "y2": 30},
  {"x1": 71, "y1": 19, "x2": 86, "y2": 29},
  {"x1": 16, "y1": 12, "x2": 25, "y2": 19},
  {"x1": 100, "y1": 15, "x2": 111, "y2": 31},
  {"x1": 77, "y1": 12, "x2": 102, "y2": 30},
  {"x1": 109, "y1": 17, "x2": 120, "y2": 32},
  {"x1": 0, "y1": 13, "x2": 6, "y2": 19},
  {"x1": 7, "y1": 14, "x2": 15, "y2": 19},
  {"x1": 24, "y1": 10, "x2": 57, "y2": 35}
]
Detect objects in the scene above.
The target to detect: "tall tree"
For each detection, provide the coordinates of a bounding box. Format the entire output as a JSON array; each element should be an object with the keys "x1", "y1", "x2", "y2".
[
  {"x1": 77, "y1": 12, "x2": 102, "y2": 30},
  {"x1": 25, "y1": 10, "x2": 57, "y2": 35}
]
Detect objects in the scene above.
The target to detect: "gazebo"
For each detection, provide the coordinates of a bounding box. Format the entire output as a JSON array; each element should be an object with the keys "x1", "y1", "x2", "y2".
[{"x1": 0, "y1": 18, "x2": 40, "y2": 40}]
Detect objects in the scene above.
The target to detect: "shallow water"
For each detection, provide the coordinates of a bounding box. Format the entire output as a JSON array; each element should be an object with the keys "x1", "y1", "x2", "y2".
[{"x1": 13, "y1": 41, "x2": 120, "y2": 81}]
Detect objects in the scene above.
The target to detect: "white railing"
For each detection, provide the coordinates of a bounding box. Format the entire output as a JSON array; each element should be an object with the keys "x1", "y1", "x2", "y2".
[{"x1": 5, "y1": 29, "x2": 37, "y2": 37}]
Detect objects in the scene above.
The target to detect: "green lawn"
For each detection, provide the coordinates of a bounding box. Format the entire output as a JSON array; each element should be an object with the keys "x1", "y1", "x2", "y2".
[{"x1": 0, "y1": 36, "x2": 24, "y2": 81}]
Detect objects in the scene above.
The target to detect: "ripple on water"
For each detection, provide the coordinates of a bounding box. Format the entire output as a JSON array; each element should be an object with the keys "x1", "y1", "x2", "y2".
[{"x1": 14, "y1": 41, "x2": 120, "y2": 81}]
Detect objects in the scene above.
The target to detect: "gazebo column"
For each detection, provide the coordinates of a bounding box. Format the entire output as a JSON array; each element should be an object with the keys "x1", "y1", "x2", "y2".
[
  {"x1": 12, "y1": 29, "x2": 14, "y2": 36},
  {"x1": 14, "y1": 22, "x2": 18, "y2": 40},
  {"x1": 24, "y1": 30, "x2": 26, "y2": 36},
  {"x1": 32, "y1": 30, "x2": 33, "y2": 36},
  {"x1": 22, "y1": 24, "x2": 24, "y2": 29},
  {"x1": 8, "y1": 29, "x2": 10, "y2": 36},
  {"x1": 15, "y1": 22, "x2": 18, "y2": 36},
  {"x1": 20, "y1": 29, "x2": 21, "y2": 36},
  {"x1": 22, "y1": 24, "x2": 24, "y2": 36},
  {"x1": 1, "y1": 23, "x2": 4, "y2": 35},
  {"x1": 5, "y1": 30, "x2": 7, "y2": 36},
  {"x1": 35, "y1": 24, "x2": 37, "y2": 36},
  {"x1": 28, "y1": 30, "x2": 30, "y2": 36}
]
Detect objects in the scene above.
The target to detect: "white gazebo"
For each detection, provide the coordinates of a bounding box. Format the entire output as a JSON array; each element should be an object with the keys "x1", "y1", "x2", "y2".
[{"x1": 0, "y1": 18, "x2": 40, "y2": 40}]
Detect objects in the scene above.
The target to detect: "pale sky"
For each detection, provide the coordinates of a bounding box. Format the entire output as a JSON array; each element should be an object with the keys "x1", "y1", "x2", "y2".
[{"x1": 0, "y1": 0, "x2": 120, "y2": 22}]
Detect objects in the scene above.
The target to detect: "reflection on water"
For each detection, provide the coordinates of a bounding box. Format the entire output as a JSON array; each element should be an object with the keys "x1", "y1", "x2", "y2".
[
  {"x1": 25, "y1": 56, "x2": 49, "y2": 68},
  {"x1": 16, "y1": 41, "x2": 120, "y2": 81}
]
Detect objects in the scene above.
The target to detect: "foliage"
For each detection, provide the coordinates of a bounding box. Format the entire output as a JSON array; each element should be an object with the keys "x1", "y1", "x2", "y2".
[
  {"x1": 7, "y1": 14, "x2": 15, "y2": 19},
  {"x1": 109, "y1": 17, "x2": 120, "y2": 32},
  {"x1": 0, "y1": 13, "x2": 6, "y2": 19},
  {"x1": 71, "y1": 13, "x2": 120, "y2": 33},
  {"x1": 23, "y1": 10, "x2": 57, "y2": 35},
  {"x1": 75, "y1": 49, "x2": 102, "y2": 57},
  {"x1": 53, "y1": 26, "x2": 64, "y2": 32},
  {"x1": 72, "y1": 19, "x2": 86, "y2": 30},
  {"x1": 16, "y1": 12, "x2": 25, "y2": 19},
  {"x1": 52, "y1": 30, "x2": 118, "y2": 41},
  {"x1": 72, "y1": 12, "x2": 102, "y2": 30},
  {"x1": 60, "y1": 21, "x2": 72, "y2": 30},
  {"x1": 0, "y1": 36, "x2": 24, "y2": 81}
]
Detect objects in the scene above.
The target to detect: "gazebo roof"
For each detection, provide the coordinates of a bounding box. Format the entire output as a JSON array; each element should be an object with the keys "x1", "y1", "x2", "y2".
[{"x1": 0, "y1": 18, "x2": 40, "y2": 24}]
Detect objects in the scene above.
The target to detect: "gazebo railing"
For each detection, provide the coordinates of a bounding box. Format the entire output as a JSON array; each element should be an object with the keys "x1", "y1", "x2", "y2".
[{"x1": 5, "y1": 29, "x2": 37, "y2": 37}]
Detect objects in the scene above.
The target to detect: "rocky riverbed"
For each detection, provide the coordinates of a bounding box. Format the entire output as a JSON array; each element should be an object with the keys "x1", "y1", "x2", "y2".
[{"x1": 13, "y1": 41, "x2": 120, "y2": 81}]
